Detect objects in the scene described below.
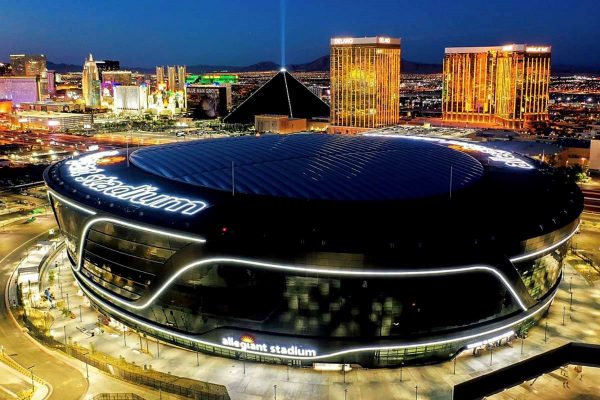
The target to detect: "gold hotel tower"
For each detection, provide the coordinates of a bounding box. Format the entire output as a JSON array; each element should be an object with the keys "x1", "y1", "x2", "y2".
[
  {"x1": 442, "y1": 44, "x2": 551, "y2": 129},
  {"x1": 330, "y1": 36, "x2": 401, "y2": 133}
]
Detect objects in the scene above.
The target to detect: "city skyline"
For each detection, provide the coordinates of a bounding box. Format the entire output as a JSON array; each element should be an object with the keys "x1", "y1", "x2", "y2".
[{"x1": 1, "y1": 0, "x2": 599, "y2": 68}]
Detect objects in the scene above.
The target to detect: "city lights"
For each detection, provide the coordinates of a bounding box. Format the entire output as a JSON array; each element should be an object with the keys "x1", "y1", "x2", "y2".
[{"x1": 0, "y1": 3, "x2": 599, "y2": 400}]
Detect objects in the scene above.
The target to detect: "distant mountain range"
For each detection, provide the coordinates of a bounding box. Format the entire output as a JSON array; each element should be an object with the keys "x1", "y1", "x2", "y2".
[
  {"x1": 47, "y1": 56, "x2": 441, "y2": 74},
  {"x1": 46, "y1": 57, "x2": 600, "y2": 75}
]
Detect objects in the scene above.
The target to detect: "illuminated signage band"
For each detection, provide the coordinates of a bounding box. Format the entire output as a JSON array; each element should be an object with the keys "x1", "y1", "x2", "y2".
[
  {"x1": 332, "y1": 38, "x2": 354, "y2": 45},
  {"x1": 65, "y1": 151, "x2": 207, "y2": 216},
  {"x1": 526, "y1": 46, "x2": 550, "y2": 53},
  {"x1": 366, "y1": 134, "x2": 535, "y2": 169},
  {"x1": 222, "y1": 336, "x2": 317, "y2": 357}
]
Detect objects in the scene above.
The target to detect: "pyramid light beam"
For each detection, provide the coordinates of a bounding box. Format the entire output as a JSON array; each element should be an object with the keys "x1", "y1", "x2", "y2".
[{"x1": 280, "y1": 0, "x2": 286, "y2": 69}]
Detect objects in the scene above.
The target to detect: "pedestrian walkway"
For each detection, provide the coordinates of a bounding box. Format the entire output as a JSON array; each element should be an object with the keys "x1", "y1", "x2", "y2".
[
  {"x1": 490, "y1": 363, "x2": 600, "y2": 399},
  {"x1": 41, "y1": 246, "x2": 600, "y2": 400}
]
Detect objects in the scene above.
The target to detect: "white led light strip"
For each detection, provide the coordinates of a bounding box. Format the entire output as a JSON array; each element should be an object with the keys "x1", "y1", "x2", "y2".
[
  {"x1": 75, "y1": 253, "x2": 528, "y2": 311},
  {"x1": 48, "y1": 190, "x2": 577, "y2": 315},
  {"x1": 48, "y1": 187, "x2": 568, "y2": 360},
  {"x1": 47, "y1": 191, "x2": 207, "y2": 256},
  {"x1": 508, "y1": 222, "x2": 580, "y2": 263},
  {"x1": 75, "y1": 276, "x2": 558, "y2": 361},
  {"x1": 49, "y1": 190, "x2": 97, "y2": 215}
]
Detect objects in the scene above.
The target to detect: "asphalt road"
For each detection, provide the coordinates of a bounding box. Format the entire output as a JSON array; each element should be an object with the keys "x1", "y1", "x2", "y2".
[{"x1": 0, "y1": 215, "x2": 88, "y2": 400}]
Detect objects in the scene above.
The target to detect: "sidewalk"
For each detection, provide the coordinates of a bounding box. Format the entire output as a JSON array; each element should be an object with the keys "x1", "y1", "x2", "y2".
[
  {"x1": 0, "y1": 358, "x2": 50, "y2": 400},
  {"x1": 42, "y1": 247, "x2": 600, "y2": 400},
  {"x1": 490, "y1": 363, "x2": 600, "y2": 399}
]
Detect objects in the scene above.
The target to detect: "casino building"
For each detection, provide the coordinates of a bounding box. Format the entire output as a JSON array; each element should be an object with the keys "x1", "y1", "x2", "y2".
[{"x1": 44, "y1": 134, "x2": 582, "y2": 367}]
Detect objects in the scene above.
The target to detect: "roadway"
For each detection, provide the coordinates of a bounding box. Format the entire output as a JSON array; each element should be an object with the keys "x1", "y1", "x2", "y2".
[{"x1": 0, "y1": 215, "x2": 88, "y2": 400}]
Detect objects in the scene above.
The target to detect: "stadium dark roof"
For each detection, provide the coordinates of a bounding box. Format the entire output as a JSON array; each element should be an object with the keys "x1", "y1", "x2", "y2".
[
  {"x1": 46, "y1": 133, "x2": 583, "y2": 260},
  {"x1": 130, "y1": 134, "x2": 484, "y2": 201},
  {"x1": 222, "y1": 70, "x2": 330, "y2": 124}
]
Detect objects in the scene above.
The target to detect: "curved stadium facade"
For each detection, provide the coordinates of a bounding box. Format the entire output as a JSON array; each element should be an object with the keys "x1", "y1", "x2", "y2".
[{"x1": 44, "y1": 134, "x2": 583, "y2": 367}]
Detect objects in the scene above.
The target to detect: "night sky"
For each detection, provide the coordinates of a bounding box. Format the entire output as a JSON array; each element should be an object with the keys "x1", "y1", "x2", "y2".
[{"x1": 1, "y1": 0, "x2": 599, "y2": 68}]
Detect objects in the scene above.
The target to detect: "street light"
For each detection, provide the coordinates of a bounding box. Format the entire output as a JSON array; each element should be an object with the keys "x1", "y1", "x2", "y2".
[
  {"x1": 521, "y1": 335, "x2": 524, "y2": 355},
  {"x1": 27, "y1": 365, "x2": 34, "y2": 393},
  {"x1": 273, "y1": 384, "x2": 277, "y2": 400},
  {"x1": 82, "y1": 351, "x2": 89, "y2": 380},
  {"x1": 400, "y1": 362, "x2": 404, "y2": 381},
  {"x1": 453, "y1": 357, "x2": 456, "y2": 374}
]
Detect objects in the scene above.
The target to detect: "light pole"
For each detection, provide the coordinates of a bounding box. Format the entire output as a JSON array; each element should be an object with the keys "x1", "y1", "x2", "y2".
[
  {"x1": 453, "y1": 357, "x2": 456, "y2": 374},
  {"x1": 79, "y1": 304, "x2": 82, "y2": 322},
  {"x1": 273, "y1": 384, "x2": 277, "y2": 400},
  {"x1": 569, "y1": 276, "x2": 572, "y2": 293},
  {"x1": 521, "y1": 336, "x2": 524, "y2": 355},
  {"x1": 544, "y1": 321, "x2": 548, "y2": 342},
  {"x1": 415, "y1": 385, "x2": 418, "y2": 400},
  {"x1": 63, "y1": 325, "x2": 67, "y2": 345},
  {"x1": 27, "y1": 365, "x2": 34, "y2": 393},
  {"x1": 562, "y1": 306, "x2": 566, "y2": 326},
  {"x1": 344, "y1": 387, "x2": 348, "y2": 400},
  {"x1": 123, "y1": 330, "x2": 127, "y2": 347},
  {"x1": 570, "y1": 291, "x2": 573, "y2": 310},
  {"x1": 82, "y1": 351, "x2": 89, "y2": 380},
  {"x1": 400, "y1": 362, "x2": 404, "y2": 381}
]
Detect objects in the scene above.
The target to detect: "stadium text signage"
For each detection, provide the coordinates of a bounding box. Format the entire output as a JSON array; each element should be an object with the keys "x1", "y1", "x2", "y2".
[
  {"x1": 221, "y1": 336, "x2": 317, "y2": 357},
  {"x1": 66, "y1": 151, "x2": 207, "y2": 216},
  {"x1": 391, "y1": 136, "x2": 535, "y2": 169}
]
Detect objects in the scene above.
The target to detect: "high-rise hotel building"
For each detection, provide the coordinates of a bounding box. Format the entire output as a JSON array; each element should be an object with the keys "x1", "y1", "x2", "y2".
[
  {"x1": 330, "y1": 36, "x2": 401, "y2": 133},
  {"x1": 442, "y1": 44, "x2": 551, "y2": 129},
  {"x1": 82, "y1": 54, "x2": 101, "y2": 107},
  {"x1": 10, "y1": 54, "x2": 47, "y2": 77},
  {"x1": 156, "y1": 66, "x2": 165, "y2": 88}
]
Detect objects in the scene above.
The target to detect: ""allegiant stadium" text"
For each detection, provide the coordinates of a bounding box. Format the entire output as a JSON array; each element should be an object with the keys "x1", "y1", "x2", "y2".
[
  {"x1": 66, "y1": 151, "x2": 207, "y2": 216},
  {"x1": 221, "y1": 337, "x2": 317, "y2": 357}
]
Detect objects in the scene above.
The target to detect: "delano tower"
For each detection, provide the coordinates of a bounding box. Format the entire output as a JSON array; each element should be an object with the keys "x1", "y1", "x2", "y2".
[{"x1": 330, "y1": 36, "x2": 401, "y2": 133}]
